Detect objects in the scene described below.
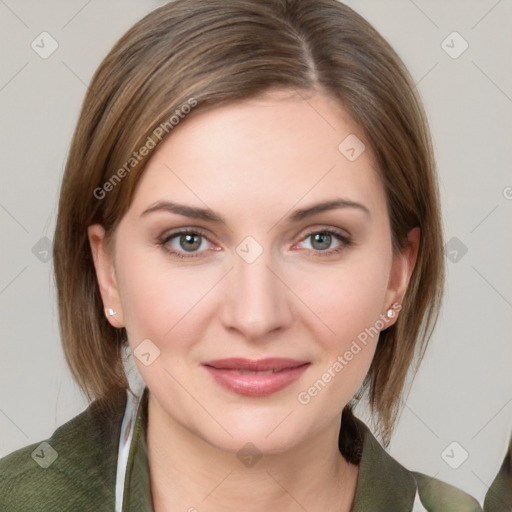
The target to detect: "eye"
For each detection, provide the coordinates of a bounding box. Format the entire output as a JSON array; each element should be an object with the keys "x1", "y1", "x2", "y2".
[
  {"x1": 158, "y1": 226, "x2": 353, "y2": 260},
  {"x1": 158, "y1": 228, "x2": 214, "y2": 259},
  {"x1": 296, "y1": 228, "x2": 353, "y2": 257}
]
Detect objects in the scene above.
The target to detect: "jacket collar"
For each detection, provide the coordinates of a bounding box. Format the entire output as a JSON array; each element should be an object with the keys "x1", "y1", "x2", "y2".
[{"x1": 119, "y1": 387, "x2": 419, "y2": 511}]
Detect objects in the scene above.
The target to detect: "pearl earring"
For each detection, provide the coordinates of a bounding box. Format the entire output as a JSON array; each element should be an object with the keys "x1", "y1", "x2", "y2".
[
  {"x1": 105, "y1": 307, "x2": 116, "y2": 317},
  {"x1": 386, "y1": 308, "x2": 395, "y2": 318}
]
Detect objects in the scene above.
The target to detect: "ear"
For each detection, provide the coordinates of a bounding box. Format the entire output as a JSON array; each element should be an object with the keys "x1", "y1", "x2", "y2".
[
  {"x1": 383, "y1": 226, "x2": 420, "y2": 327},
  {"x1": 87, "y1": 224, "x2": 125, "y2": 328}
]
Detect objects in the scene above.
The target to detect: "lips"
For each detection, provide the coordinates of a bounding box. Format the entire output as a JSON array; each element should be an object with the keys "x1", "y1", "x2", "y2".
[
  {"x1": 201, "y1": 358, "x2": 310, "y2": 397},
  {"x1": 202, "y1": 358, "x2": 308, "y2": 372}
]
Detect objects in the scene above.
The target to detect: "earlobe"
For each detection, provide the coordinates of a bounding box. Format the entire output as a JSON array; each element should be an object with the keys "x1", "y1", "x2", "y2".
[{"x1": 87, "y1": 224, "x2": 125, "y2": 327}]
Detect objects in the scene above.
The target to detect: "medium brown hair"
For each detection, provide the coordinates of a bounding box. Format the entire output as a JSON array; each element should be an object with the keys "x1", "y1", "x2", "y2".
[{"x1": 53, "y1": 0, "x2": 445, "y2": 445}]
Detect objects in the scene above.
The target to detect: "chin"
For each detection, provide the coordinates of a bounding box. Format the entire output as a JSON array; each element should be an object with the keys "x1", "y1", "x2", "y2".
[
  {"x1": 191, "y1": 409, "x2": 312, "y2": 456},
  {"x1": 204, "y1": 429, "x2": 302, "y2": 458}
]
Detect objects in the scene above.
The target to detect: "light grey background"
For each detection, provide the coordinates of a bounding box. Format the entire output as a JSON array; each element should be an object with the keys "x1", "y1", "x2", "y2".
[{"x1": 0, "y1": 0, "x2": 511, "y2": 505}]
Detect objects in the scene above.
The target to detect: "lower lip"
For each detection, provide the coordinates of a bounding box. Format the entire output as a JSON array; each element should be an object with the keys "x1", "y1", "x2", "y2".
[{"x1": 203, "y1": 364, "x2": 310, "y2": 397}]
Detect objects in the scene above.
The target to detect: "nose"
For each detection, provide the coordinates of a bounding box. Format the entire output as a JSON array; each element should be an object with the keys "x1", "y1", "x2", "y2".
[{"x1": 220, "y1": 244, "x2": 293, "y2": 341}]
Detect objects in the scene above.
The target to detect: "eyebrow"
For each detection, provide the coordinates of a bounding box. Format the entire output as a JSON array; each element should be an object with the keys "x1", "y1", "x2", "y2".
[{"x1": 140, "y1": 198, "x2": 371, "y2": 224}]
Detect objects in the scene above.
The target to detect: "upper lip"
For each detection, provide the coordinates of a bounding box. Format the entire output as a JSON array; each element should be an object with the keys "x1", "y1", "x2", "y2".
[{"x1": 202, "y1": 358, "x2": 309, "y2": 371}]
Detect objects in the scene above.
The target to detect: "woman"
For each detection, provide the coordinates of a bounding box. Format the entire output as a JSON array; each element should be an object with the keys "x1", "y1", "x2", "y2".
[{"x1": 0, "y1": 0, "x2": 484, "y2": 510}]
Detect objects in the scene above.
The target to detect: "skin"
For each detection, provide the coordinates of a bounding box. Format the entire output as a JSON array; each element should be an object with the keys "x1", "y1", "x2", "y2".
[{"x1": 89, "y1": 88, "x2": 419, "y2": 512}]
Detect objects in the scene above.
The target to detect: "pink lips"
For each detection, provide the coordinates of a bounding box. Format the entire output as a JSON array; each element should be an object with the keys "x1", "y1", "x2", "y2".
[{"x1": 201, "y1": 358, "x2": 310, "y2": 397}]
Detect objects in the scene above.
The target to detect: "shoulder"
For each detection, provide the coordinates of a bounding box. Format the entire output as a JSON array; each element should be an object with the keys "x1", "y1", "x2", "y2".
[
  {"x1": 484, "y1": 435, "x2": 512, "y2": 511},
  {"x1": 412, "y1": 471, "x2": 483, "y2": 511},
  {"x1": 0, "y1": 389, "x2": 127, "y2": 512},
  {"x1": 350, "y1": 414, "x2": 483, "y2": 511}
]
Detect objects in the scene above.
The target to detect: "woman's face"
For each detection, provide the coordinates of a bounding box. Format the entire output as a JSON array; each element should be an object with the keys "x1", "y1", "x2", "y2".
[{"x1": 89, "y1": 89, "x2": 418, "y2": 454}]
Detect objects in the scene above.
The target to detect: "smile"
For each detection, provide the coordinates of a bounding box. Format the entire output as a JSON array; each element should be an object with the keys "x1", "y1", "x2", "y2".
[{"x1": 201, "y1": 358, "x2": 311, "y2": 397}]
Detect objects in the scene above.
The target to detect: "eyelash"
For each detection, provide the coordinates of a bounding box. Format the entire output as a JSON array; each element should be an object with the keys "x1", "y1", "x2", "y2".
[{"x1": 157, "y1": 227, "x2": 353, "y2": 260}]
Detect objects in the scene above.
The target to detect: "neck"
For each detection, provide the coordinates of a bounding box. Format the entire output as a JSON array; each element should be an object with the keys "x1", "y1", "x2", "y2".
[{"x1": 146, "y1": 393, "x2": 359, "y2": 512}]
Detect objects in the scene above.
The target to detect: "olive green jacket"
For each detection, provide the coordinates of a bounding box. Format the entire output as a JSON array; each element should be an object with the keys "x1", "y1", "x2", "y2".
[
  {"x1": 0, "y1": 387, "x2": 483, "y2": 511},
  {"x1": 484, "y1": 435, "x2": 512, "y2": 511}
]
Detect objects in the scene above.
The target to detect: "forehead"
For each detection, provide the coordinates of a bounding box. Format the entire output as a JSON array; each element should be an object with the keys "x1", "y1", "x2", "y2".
[{"x1": 128, "y1": 90, "x2": 386, "y2": 221}]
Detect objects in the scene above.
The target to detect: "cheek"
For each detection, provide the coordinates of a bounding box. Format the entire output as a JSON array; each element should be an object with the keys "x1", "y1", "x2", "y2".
[
  {"x1": 296, "y1": 261, "x2": 389, "y2": 408},
  {"x1": 293, "y1": 249, "x2": 391, "y2": 403},
  {"x1": 303, "y1": 251, "x2": 391, "y2": 347},
  {"x1": 115, "y1": 245, "x2": 210, "y2": 349},
  {"x1": 115, "y1": 251, "x2": 214, "y2": 393}
]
